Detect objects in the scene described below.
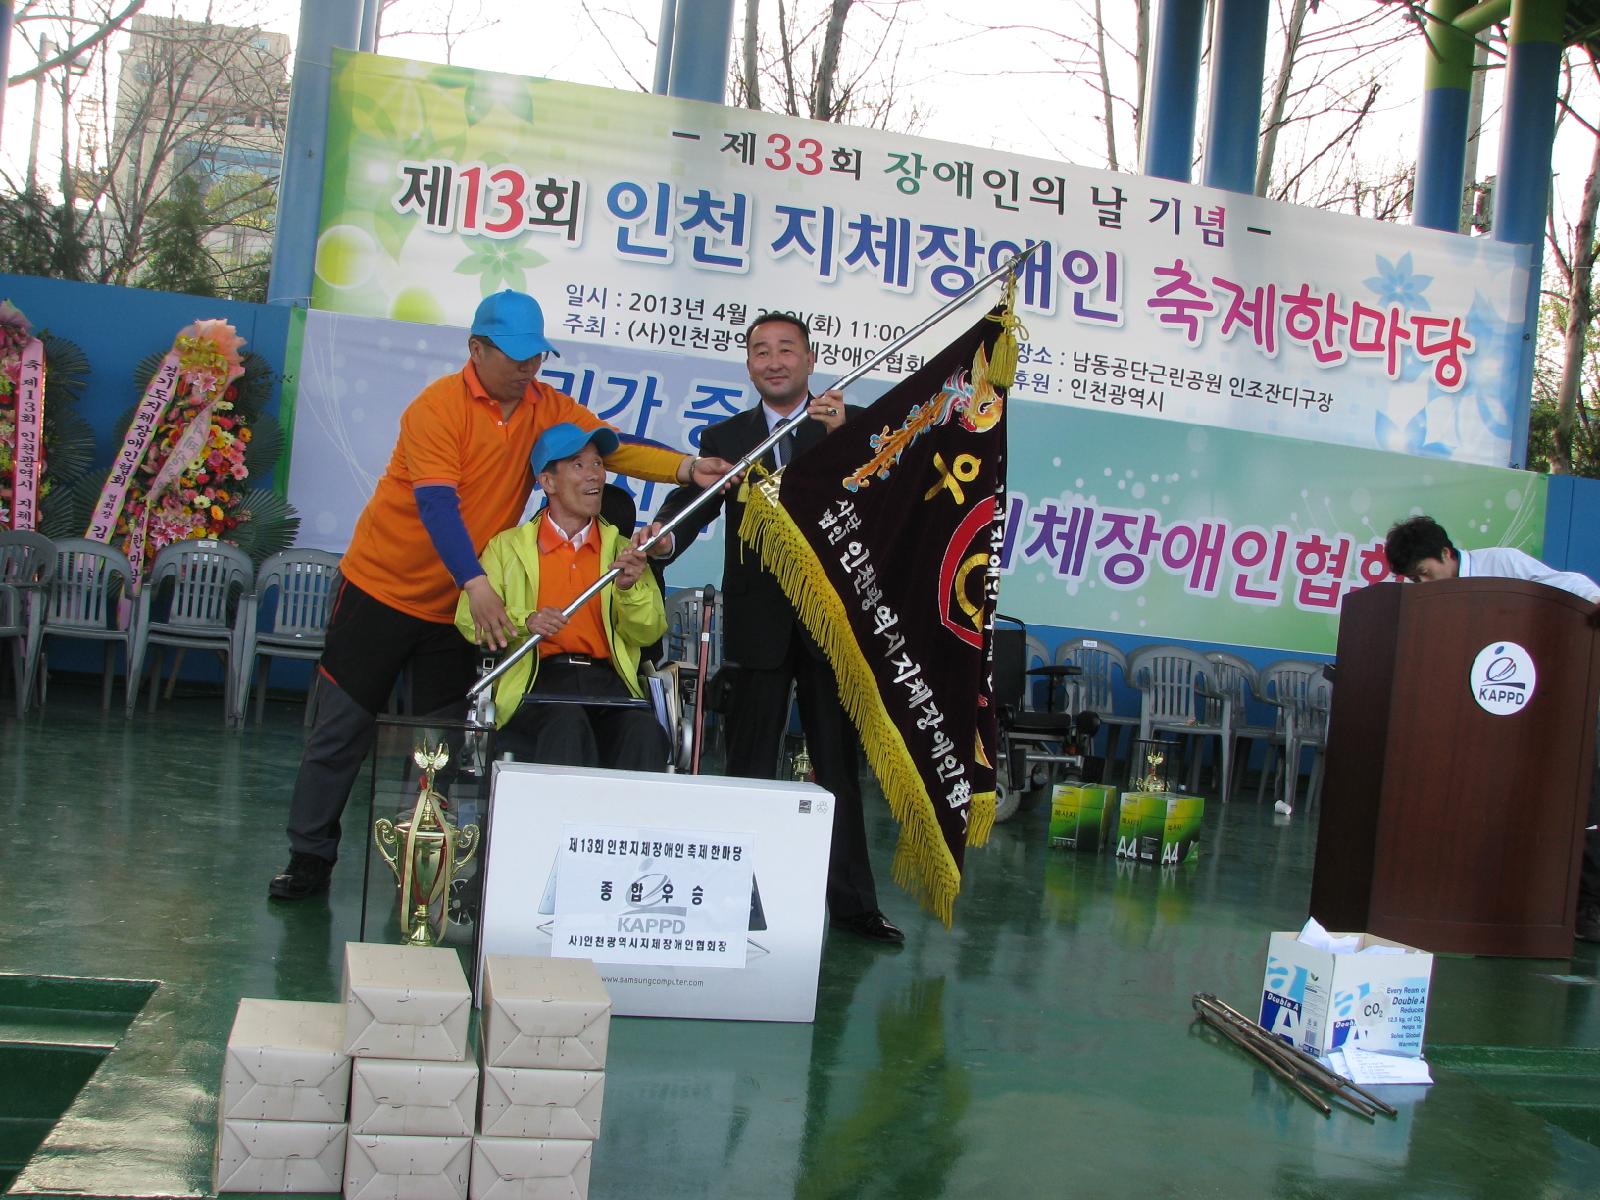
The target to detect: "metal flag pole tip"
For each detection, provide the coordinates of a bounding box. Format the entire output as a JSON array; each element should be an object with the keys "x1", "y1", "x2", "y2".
[{"x1": 465, "y1": 241, "x2": 1044, "y2": 711}]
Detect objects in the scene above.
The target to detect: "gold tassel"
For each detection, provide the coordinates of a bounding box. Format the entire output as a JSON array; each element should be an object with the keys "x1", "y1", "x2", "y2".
[
  {"x1": 981, "y1": 272, "x2": 1026, "y2": 390},
  {"x1": 740, "y1": 482, "x2": 966, "y2": 925}
]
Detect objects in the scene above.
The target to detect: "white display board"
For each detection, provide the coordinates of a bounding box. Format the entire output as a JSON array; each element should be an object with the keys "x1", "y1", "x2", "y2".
[{"x1": 477, "y1": 763, "x2": 833, "y2": 1022}]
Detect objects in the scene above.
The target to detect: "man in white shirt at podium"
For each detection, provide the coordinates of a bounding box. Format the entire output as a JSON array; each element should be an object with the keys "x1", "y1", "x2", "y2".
[{"x1": 1384, "y1": 514, "x2": 1600, "y2": 944}]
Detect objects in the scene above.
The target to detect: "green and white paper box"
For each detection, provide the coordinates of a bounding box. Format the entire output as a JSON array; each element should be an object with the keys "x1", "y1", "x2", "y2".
[
  {"x1": 1049, "y1": 783, "x2": 1119, "y2": 852},
  {"x1": 1116, "y1": 792, "x2": 1203, "y2": 864}
]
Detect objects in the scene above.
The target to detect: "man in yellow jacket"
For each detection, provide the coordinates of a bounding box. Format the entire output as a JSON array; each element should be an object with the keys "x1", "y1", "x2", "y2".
[{"x1": 457, "y1": 422, "x2": 668, "y2": 768}]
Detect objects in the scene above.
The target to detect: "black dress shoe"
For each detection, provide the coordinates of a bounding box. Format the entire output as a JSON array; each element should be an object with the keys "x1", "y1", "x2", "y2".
[
  {"x1": 268, "y1": 852, "x2": 334, "y2": 900},
  {"x1": 831, "y1": 911, "x2": 905, "y2": 944}
]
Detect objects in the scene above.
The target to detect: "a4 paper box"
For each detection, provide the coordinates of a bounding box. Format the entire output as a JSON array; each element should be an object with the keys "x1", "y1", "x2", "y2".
[
  {"x1": 1115, "y1": 791, "x2": 1203, "y2": 865},
  {"x1": 1048, "y1": 782, "x2": 1119, "y2": 852},
  {"x1": 1258, "y1": 930, "x2": 1434, "y2": 1057}
]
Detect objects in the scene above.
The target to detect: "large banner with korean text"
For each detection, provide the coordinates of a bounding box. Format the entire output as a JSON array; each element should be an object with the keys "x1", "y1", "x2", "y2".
[
  {"x1": 312, "y1": 50, "x2": 1529, "y2": 467},
  {"x1": 284, "y1": 309, "x2": 1546, "y2": 657}
]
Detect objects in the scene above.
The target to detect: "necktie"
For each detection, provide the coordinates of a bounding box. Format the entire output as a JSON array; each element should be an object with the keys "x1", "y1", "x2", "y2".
[{"x1": 773, "y1": 425, "x2": 797, "y2": 468}]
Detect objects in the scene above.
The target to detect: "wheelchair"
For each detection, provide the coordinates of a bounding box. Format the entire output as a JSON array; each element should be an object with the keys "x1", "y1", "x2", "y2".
[{"x1": 992, "y1": 614, "x2": 1103, "y2": 823}]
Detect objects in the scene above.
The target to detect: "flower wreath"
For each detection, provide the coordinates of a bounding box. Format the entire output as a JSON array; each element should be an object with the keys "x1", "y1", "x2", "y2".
[
  {"x1": 0, "y1": 302, "x2": 49, "y2": 530},
  {"x1": 81, "y1": 319, "x2": 251, "y2": 584},
  {"x1": 0, "y1": 300, "x2": 94, "y2": 533}
]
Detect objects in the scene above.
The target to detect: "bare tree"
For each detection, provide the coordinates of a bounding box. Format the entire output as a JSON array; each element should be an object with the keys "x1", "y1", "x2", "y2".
[
  {"x1": 1256, "y1": 0, "x2": 1311, "y2": 195},
  {"x1": 3, "y1": 2, "x2": 290, "y2": 295},
  {"x1": 732, "y1": 0, "x2": 924, "y2": 131},
  {"x1": 373, "y1": 0, "x2": 502, "y2": 65},
  {"x1": 743, "y1": 0, "x2": 762, "y2": 110},
  {"x1": 1531, "y1": 53, "x2": 1600, "y2": 477}
]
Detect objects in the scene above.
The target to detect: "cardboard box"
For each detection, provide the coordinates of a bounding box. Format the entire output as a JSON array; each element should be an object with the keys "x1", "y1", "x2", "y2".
[
  {"x1": 221, "y1": 998, "x2": 351, "y2": 1122},
  {"x1": 1258, "y1": 931, "x2": 1434, "y2": 1057},
  {"x1": 343, "y1": 1133, "x2": 472, "y2": 1200},
  {"x1": 350, "y1": 1058, "x2": 480, "y2": 1137},
  {"x1": 470, "y1": 1135, "x2": 593, "y2": 1200},
  {"x1": 1048, "y1": 783, "x2": 1118, "y2": 852},
  {"x1": 1115, "y1": 792, "x2": 1203, "y2": 865},
  {"x1": 482, "y1": 955, "x2": 611, "y2": 1070},
  {"x1": 215, "y1": 1119, "x2": 346, "y2": 1193},
  {"x1": 480, "y1": 1067, "x2": 604, "y2": 1140},
  {"x1": 343, "y1": 942, "x2": 471, "y2": 1062}
]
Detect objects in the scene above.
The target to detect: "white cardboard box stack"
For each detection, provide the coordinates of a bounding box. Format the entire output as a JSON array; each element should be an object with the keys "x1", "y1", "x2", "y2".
[
  {"x1": 472, "y1": 954, "x2": 612, "y2": 1200},
  {"x1": 216, "y1": 998, "x2": 352, "y2": 1193},
  {"x1": 343, "y1": 942, "x2": 476, "y2": 1199}
]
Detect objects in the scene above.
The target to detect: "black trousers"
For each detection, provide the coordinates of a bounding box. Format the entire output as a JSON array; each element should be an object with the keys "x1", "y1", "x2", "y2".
[
  {"x1": 723, "y1": 638, "x2": 879, "y2": 920},
  {"x1": 286, "y1": 580, "x2": 477, "y2": 862},
  {"x1": 496, "y1": 658, "x2": 667, "y2": 771}
]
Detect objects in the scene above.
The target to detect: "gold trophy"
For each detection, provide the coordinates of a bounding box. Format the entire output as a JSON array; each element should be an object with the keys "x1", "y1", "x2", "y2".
[
  {"x1": 1135, "y1": 744, "x2": 1169, "y2": 793},
  {"x1": 791, "y1": 740, "x2": 813, "y2": 782},
  {"x1": 373, "y1": 743, "x2": 481, "y2": 947}
]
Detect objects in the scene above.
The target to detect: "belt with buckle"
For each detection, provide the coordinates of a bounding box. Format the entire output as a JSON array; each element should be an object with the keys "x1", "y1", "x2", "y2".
[{"x1": 544, "y1": 652, "x2": 607, "y2": 667}]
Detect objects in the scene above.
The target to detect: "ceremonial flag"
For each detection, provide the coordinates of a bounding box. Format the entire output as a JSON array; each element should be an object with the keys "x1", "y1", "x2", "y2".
[{"x1": 740, "y1": 299, "x2": 1018, "y2": 923}]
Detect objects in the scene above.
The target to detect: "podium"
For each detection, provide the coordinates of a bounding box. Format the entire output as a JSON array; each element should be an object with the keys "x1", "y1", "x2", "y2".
[{"x1": 1311, "y1": 578, "x2": 1599, "y2": 957}]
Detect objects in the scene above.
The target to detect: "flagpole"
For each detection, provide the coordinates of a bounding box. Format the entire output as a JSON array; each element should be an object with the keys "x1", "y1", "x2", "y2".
[{"x1": 467, "y1": 241, "x2": 1045, "y2": 710}]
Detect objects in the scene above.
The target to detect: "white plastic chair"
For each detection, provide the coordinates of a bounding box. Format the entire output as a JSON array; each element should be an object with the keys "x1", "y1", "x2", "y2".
[
  {"x1": 0, "y1": 530, "x2": 56, "y2": 714},
  {"x1": 1055, "y1": 637, "x2": 1138, "y2": 774},
  {"x1": 1204, "y1": 651, "x2": 1276, "y2": 797},
  {"x1": 1280, "y1": 675, "x2": 1333, "y2": 814},
  {"x1": 1256, "y1": 658, "x2": 1325, "y2": 803},
  {"x1": 127, "y1": 539, "x2": 254, "y2": 725},
  {"x1": 40, "y1": 537, "x2": 137, "y2": 712},
  {"x1": 237, "y1": 549, "x2": 342, "y2": 725},
  {"x1": 1128, "y1": 644, "x2": 1232, "y2": 804}
]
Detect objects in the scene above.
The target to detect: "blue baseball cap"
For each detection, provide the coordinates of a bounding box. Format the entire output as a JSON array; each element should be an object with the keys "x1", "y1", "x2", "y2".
[
  {"x1": 530, "y1": 422, "x2": 619, "y2": 476},
  {"x1": 470, "y1": 289, "x2": 560, "y2": 360}
]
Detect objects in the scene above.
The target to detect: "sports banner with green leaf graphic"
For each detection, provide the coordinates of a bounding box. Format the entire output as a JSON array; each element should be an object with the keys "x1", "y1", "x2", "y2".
[{"x1": 313, "y1": 50, "x2": 1530, "y2": 467}]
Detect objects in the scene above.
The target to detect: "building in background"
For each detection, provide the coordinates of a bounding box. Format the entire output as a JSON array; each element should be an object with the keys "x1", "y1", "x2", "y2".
[{"x1": 111, "y1": 13, "x2": 290, "y2": 275}]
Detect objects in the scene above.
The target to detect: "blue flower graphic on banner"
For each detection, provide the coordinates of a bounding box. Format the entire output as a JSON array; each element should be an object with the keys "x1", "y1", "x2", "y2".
[
  {"x1": 1450, "y1": 295, "x2": 1519, "y2": 440},
  {"x1": 1379, "y1": 292, "x2": 1521, "y2": 459},
  {"x1": 1375, "y1": 407, "x2": 1452, "y2": 458},
  {"x1": 1364, "y1": 253, "x2": 1433, "y2": 312}
]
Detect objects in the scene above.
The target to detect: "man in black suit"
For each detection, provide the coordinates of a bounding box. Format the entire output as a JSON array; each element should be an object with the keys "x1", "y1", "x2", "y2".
[{"x1": 650, "y1": 312, "x2": 903, "y2": 944}]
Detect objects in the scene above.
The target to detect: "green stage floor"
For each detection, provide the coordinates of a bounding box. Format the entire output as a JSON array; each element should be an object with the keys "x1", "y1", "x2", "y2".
[{"x1": 2, "y1": 682, "x2": 1598, "y2": 1198}]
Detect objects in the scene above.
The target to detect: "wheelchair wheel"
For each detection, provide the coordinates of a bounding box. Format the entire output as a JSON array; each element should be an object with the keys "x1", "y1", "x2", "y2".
[{"x1": 993, "y1": 762, "x2": 1023, "y2": 823}]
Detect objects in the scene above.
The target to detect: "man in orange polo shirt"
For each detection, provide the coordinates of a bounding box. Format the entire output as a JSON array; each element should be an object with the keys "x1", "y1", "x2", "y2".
[
  {"x1": 270, "y1": 291, "x2": 731, "y2": 900},
  {"x1": 455, "y1": 423, "x2": 667, "y2": 769}
]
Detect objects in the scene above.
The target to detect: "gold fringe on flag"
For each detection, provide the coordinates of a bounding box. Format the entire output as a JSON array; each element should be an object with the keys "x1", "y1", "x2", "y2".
[{"x1": 742, "y1": 474, "x2": 972, "y2": 926}]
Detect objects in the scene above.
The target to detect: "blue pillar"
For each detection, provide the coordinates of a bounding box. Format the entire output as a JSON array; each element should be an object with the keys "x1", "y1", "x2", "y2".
[
  {"x1": 267, "y1": 0, "x2": 364, "y2": 307},
  {"x1": 652, "y1": 0, "x2": 678, "y2": 96},
  {"x1": 1143, "y1": 0, "x2": 1205, "y2": 182},
  {"x1": 359, "y1": 0, "x2": 380, "y2": 53},
  {"x1": 665, "y1": 0, "x2": 734, "y2": 104},
  {"x1": 1413, "y1": 0, "x2": 1474, "y2": 231},
  {"x1": 1491, "y1": 0, "x2": 1565, "y2": 468},
  {"x1": 1202, "y1": 0, "x2": 1270, "y2": 194}
]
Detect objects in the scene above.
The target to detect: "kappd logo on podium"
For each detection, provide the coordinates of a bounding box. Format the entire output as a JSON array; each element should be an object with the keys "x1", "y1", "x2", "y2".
[{"x1": 1469, "y1": 641, "x2": 1536, "y2": 716}]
